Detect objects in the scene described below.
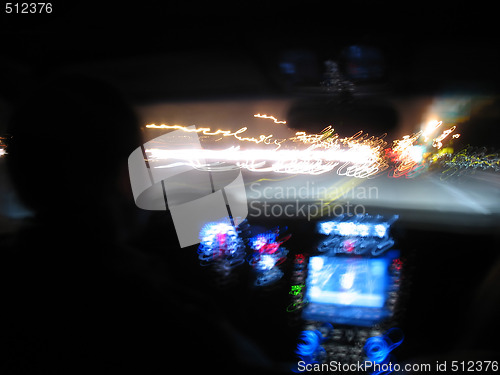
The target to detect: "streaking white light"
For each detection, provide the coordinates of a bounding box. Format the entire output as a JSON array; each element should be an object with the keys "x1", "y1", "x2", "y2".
[
  {"x1": 146, "y1": 145, "x2": 382, "y2": 176},
  {"x1": 422, "y1": 120, "x2": 442, "y2": 141},
  {"x1": 254, "y1": 113, "x2": 287, "y2": 124}
]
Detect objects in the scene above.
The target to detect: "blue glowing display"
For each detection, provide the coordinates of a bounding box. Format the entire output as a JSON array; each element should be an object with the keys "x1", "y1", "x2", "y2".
[
  {"x1": 306, "y1": 256, "x2": 389, "y2": 308},
  {"x1": 302, "y1": 251, "x2": 400, "y2": 326}
]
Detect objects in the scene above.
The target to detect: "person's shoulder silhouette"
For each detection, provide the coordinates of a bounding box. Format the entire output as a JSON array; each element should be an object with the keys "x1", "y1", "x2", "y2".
[
  {"x1": 6, "y1": 73, "x2": 138, "y2": 218},
  {"x1": 1, "y1": 73, "x2": 170, "y2": 373},
  {"x1": 1, "y1": 73, "x2": 282, "y2": 375}
]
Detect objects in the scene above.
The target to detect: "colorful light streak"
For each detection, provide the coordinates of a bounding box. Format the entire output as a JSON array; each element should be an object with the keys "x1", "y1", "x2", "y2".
[
  {"x1": 0, "y1": 108, "x2": 477, "y2": 179},
  {"x1": 440, "y1": 146, "x2": 500, "y2": 179},
  {"x1": 144, "y1": 115, "x2": 468, "y2": 178},
  {"x1": 254, "y1": 113, "x2": 287, "y2": 124},
  {"x1": 145, "y1": 123, "x2": 285, "y2": 148},
  {"x1": 145, "y1": 121, "x2": 388, "y2": 177},
  {"x1": 388, "y1": 120, "x2": 461, "y2": 178},
  {"x1": 145, "y1": 143, "x2": 384, "y2": 176}
]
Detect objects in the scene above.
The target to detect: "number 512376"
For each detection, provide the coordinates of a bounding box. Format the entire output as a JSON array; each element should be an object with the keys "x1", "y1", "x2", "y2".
[{"x1": 5, "y1": 3, "x2": 52, "y2": 13}]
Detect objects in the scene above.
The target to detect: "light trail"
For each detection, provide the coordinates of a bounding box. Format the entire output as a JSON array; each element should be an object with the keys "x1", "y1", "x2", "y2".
[
  {"x1": 254, "y1": 113, "x2": 287, "y2": 124},
  {"x1": 145, "y1": 124, "x2": 285, "y2": 147},
  {"x1": 143, "y1": 115, "x2": 466, "y2": 178},
  {"x1": 146, "y1": 143, "x2": 384, "y2": 176}
]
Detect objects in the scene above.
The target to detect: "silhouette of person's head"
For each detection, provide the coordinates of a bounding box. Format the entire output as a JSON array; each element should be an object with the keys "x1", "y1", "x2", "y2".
[{"x1": 6, "y1": 74, "x2": 140, "y2": 220}]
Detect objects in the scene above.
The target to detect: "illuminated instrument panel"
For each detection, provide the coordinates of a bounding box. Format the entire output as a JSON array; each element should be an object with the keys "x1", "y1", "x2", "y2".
[
  {"x1": 193, "y1": 213, "x2": 406, "y2": 372},
  {"x1": 294, "y1": 215, "x2": 405, "y2": 372}
]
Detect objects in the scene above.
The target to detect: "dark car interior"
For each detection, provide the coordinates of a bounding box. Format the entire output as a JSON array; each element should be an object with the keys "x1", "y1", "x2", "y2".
[{"x1": 1, "y1": 3, "x2": 500, "y2": 374}]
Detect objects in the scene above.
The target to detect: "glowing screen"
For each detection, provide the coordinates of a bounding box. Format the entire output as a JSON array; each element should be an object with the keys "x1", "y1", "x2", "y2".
[{"x1": 305, "y1": 256, "x2": 389, "y2": 308}]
